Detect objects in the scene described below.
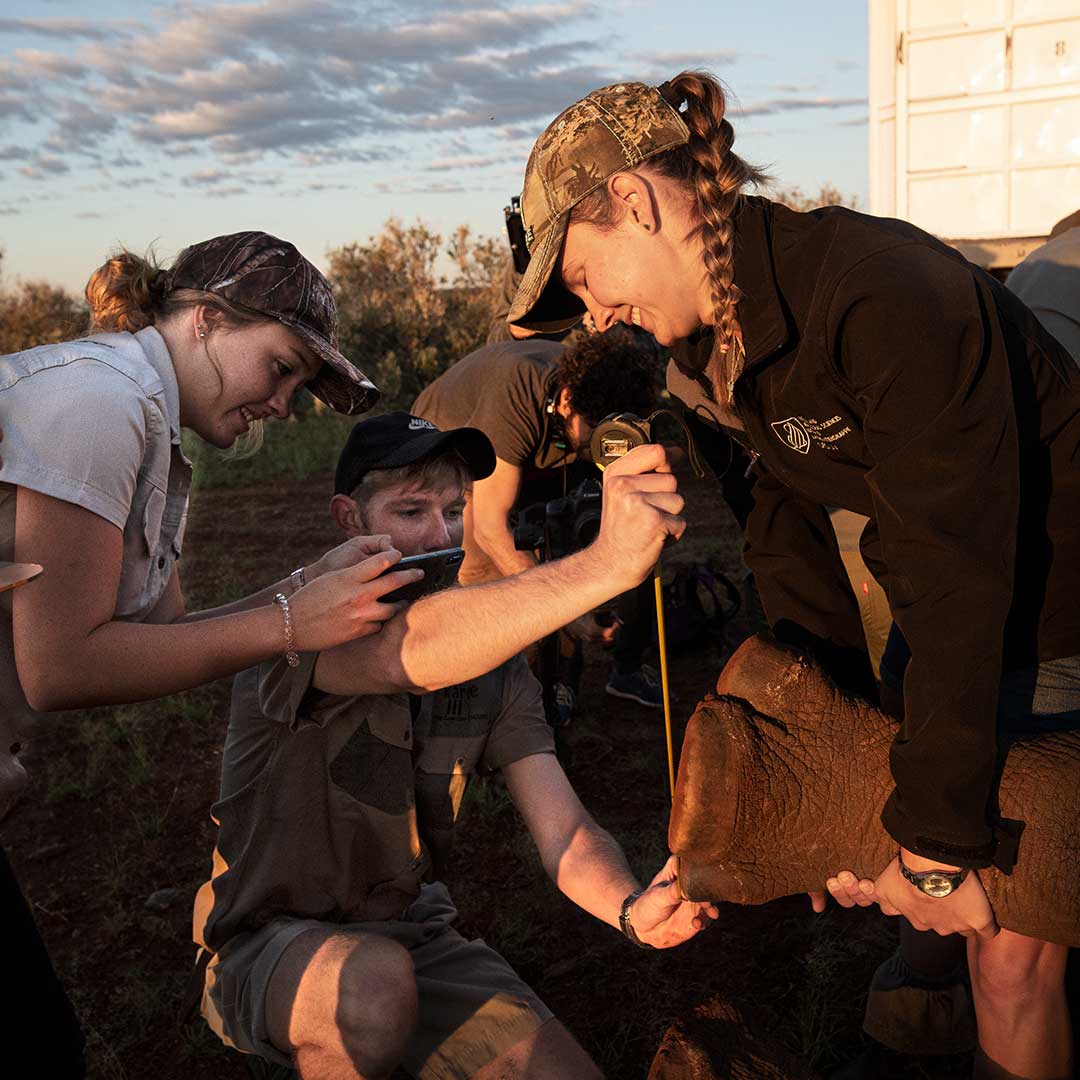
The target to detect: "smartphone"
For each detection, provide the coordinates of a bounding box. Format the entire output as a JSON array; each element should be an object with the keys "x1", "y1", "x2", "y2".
[{"x1": 379, "y1": 547, "x2": 465, "y2": 605}]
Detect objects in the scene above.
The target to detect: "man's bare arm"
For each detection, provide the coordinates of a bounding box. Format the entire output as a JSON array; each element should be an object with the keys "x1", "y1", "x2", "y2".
[
  {"x1": 313, "y1": 444, "x2": 683, "y2": 696},
  {"x1": 468, "y1": 457, "x2": 537, "y2": 577},
  {"x1": 503, "y1": 752, "x2": 717, "y2": 948}
]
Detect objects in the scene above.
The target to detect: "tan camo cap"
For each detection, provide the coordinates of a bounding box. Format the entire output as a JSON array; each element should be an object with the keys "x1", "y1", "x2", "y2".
[{"x1": 508, "y1": 81, "x2": 690, "y2": 333}]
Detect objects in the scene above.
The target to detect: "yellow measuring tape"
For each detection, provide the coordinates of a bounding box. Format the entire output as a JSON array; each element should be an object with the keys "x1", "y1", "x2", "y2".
[
  {"x1": 653, "y1": 563, "x2": 677, "y2": 800},
  {"x1": 594, "y1": 458, "x2": 678, "y2": 801}
]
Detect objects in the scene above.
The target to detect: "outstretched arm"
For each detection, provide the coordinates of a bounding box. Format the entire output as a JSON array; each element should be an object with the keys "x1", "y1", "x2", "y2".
[
  {"x1": 313, "y1": 443, "x2": 684, "y2": 696},
  {"x1": 13, "y1": 490, "x2": 419, "y2": 712},
  {"x1": 503, "y1": 751, "x2": 716, "y2": 949}
]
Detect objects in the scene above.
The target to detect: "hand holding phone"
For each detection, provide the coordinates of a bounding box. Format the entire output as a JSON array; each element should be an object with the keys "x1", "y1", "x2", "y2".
[{"x1": 380, "y1": 547, "x2": 465, "y2": 605}]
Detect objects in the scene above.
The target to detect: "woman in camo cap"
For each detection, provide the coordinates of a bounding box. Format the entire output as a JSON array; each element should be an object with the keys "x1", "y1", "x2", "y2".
[
  {"x1": 508, "y1": 72, "x2": 1080, "y2": 1078},
  {"x1": 0, "y1": 231, "x2": 422, "y2": 1073}
]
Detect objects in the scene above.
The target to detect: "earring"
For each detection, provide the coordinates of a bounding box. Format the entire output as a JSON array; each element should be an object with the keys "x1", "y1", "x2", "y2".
[
  {"x1": 197, "y1": 325, "x2": 206, "y2": 339},
  {"x1": 643, "y1": 224, "x2": 651, "y2": 232}
]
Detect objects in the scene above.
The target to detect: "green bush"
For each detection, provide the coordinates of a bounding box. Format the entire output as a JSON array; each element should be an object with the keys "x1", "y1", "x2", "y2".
[{"x1": 328, "y1": 219, "x2": 505, "y2": 410}]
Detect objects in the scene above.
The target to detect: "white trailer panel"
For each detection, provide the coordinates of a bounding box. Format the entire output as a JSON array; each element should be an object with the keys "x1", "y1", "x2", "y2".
[{"x1": 869, "y1": 0, "x2": 1080, "y2": 268}]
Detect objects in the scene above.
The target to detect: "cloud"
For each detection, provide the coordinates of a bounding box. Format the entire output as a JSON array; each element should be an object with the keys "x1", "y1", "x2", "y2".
[
  {"x1": 13, "y1": 49, "x2": 89, "y2": 79},
  {"x1": 19, "y1": 155, "x2": 70, "y2": 179},
  {"x1": 0, "y1": 17, "x2": 130, "y2": 41},
  {"x1": 736, "y1": 95, "x2": 867, "y2": 117},
  {"x1": 183, "y1": 168, "x2": 231, "y2": 186},
  {"x1": 623, "y1": 48, "x2": 742, "y2": 72},
  {"x1": 76, "y1": 210, "x2": 105, "y2": 219},
  {"x1": 0, "y1": 0, "x2": 620, "y2": 192},
  {"x1": 182, "y1": 167, "x2": 283, "y2": 192},
  {"x1": 425, "y1": 152, "x2": 524, "y2": 172}
]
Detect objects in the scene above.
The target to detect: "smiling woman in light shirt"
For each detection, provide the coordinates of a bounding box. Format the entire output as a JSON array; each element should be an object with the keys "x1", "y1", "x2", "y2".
[{"x1": 0, "y1": 230, "x2": 423, "y2": 1075}]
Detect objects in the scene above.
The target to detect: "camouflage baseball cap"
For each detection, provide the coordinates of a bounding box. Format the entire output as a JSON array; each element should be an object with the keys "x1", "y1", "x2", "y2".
[
  {"x1": 508, "y1": 82, "x2": 690, "y2": 333},
  {"x1": 169, "y1": 230, "x2": 378, "y2": 415}
]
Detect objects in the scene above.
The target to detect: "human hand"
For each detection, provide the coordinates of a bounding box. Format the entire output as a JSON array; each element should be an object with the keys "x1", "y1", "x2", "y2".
[
  {"x1": 564, "y1": 613, "x2": 618, "y2": 645},
  {"x1": 821, "y1": 852, "x2": 998, "y2": 939},
  {"x1": 306, "y1": 534, "x2": 397, "y2": 581},
  {"x1": 870, "y1": 852, "x2": 998, "y2": 938},
  {"x1": 587, "y1": 444, "x2": 685, "y2": 591},
  {"x1": 629, "y1": 855, "x2": 719, "y2": 949},
  {"x1": 287, "y1": 546, "x2": 424, "y2": 652}
]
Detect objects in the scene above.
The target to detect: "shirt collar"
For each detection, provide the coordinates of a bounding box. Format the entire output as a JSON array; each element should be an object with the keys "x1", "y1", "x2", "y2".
[
  {"x1": 134, "y1": 326, "x2": 183, "y2": 446},
  {"x1": 731, "y1": 196, "x2": 790, "y2": 366}
]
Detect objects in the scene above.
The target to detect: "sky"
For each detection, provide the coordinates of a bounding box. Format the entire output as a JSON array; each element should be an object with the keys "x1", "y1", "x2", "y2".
[{"x1": 0, "y1": 0, "x2": 869, "y2": 292}]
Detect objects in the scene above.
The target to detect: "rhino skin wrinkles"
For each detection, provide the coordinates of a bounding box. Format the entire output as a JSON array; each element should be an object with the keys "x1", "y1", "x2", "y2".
[{"x1": 670, "y1": 634, "x2": 1080, "y2": 948}]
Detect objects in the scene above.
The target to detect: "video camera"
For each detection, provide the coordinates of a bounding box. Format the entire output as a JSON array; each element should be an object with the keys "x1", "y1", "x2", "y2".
[
  {"x1": 504, "y1": 195, "x2": 531, "y2": 276},
  {"x1": 513, "y1": 478, "x2": 602, "y2": 562}
]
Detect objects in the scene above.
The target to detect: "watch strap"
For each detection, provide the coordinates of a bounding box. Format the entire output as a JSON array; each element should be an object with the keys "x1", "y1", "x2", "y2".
[
  {"x1": 897, "y1": 851, "x2": 968, "y2": 897},
  {"x1": 290, "y1": 565, "x2": 307, "y2": 594},
  {"x1": 619, "y1": 889, "x2": 653, "y2": 949}
]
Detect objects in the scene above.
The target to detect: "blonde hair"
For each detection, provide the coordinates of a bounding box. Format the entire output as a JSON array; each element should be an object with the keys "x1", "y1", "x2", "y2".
[{"x1": 571, "y1": 70, "x2": 768, "y2": 403}]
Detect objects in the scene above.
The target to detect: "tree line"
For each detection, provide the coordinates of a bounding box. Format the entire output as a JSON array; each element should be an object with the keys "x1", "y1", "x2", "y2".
[{"x1": 0, "y1": 186, "x2": 855, "y2": 411}]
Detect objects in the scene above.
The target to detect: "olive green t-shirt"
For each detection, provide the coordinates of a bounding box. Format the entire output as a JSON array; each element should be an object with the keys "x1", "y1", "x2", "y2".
[
  {"x1": 194, "y1": 649, "x2": 553, "y2": 954},
  {"x1": 413, "y1": 340, "x2": 578, "y2": 472}
]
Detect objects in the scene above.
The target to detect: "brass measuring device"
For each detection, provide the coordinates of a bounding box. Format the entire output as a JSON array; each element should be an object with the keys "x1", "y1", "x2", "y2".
[{"x1": 589, "y1": 412, "x2": 705, "y2": 799}]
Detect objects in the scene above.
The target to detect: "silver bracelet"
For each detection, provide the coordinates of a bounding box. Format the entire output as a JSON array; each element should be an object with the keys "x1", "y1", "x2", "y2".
[
  {"x1": 272, "y1": 592, "x2": 301, "y2": 668},
  {"x1": 290, "y1": 565, "x2": 306, "y2": 594}
]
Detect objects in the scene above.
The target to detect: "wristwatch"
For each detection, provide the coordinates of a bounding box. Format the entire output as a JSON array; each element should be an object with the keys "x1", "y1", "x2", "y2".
[
  {"x1": 619, "y1": 890, "x2": 653, "y2": 949},
  {"x1": 897, "y1": 850, "x2": 968, "y2": 898}
]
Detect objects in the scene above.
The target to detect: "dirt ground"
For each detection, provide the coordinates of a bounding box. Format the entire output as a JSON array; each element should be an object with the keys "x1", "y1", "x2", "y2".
[{"x1": 4, "y1": 452, "x2": 1077, "y2": 1079}]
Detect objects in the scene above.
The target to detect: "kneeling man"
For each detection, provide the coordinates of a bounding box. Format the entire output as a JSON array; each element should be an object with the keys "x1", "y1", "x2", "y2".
[{"x1": 193, "y1": 412, "x2": 714, "y2": 1079}]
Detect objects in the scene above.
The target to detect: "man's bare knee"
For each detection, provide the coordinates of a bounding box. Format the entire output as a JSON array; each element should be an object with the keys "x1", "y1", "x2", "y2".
[
  {"x1": 970, "y1": 930, "x2": 1068, "y2": 1007},
  {"x1": 334, "y1": 936, "x2": 417, "y2": 1075},
  {"x1": 267, "y1": 929, "x2": 417, "y2": 1078}
]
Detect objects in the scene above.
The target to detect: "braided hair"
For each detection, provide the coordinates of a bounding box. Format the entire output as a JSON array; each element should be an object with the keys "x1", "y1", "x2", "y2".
[{"x1": 571, "y1": 71, "x2": 768, "y2": 403}]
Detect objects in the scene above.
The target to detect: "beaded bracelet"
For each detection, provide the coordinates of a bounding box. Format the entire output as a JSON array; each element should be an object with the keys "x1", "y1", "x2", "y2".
[{"x1": 272, "y1": 592, "x2": 300, "y2": 668}]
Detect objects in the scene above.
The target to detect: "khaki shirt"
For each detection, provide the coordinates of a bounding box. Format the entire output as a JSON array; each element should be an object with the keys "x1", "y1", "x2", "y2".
[
  {"x1": 194, "y1": 649, "x2": 554, "y2": 954},
  {"x1": 0, "y1": 327, "x2": 192, "y2": 820}
]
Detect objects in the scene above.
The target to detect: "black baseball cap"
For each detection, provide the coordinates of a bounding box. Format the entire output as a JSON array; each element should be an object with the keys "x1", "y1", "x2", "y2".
[{"x1": 334, "y1": 412, "x2": 496, "y2": 495}]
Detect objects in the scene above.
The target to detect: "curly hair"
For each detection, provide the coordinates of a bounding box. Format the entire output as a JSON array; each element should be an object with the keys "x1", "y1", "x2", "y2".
[
  {"x1": 571, "y1": 71, "x2": 769, "y2": 404},
  {"x1": 557, "y1": 323, "x2": 663, "y2": 428}
]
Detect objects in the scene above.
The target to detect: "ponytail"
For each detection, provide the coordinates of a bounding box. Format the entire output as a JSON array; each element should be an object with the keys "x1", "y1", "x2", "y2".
[
  {"x1": 85, "y1": 250, "x2": 170, "y2": 333},
  {"x1": 85, "y1": 249, "x2": 266, "y2": 336},
  {"x1": 572, "y1": 70, "x2": 768, "y2": 403}
]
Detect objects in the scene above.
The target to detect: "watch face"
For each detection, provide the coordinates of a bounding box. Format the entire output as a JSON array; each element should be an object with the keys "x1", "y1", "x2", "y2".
[{"x1": 919, "y1": 873, "x2": 956, "y2": 898}]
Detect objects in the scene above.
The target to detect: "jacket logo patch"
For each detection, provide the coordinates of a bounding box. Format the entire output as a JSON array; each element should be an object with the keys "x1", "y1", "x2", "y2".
[{"x1": 771, "y1": 417, "x2": 811, "y2": 454}]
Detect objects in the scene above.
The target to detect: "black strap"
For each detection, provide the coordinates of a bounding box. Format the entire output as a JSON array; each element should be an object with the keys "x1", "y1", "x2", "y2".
[{"x1": 656, "y1": 81, "x2": 683, "y2": 109}]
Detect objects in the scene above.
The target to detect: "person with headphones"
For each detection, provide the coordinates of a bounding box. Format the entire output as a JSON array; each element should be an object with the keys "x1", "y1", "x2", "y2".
[{"x1": 413, "y1": 327, "x2": 665, "y2": 709}]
